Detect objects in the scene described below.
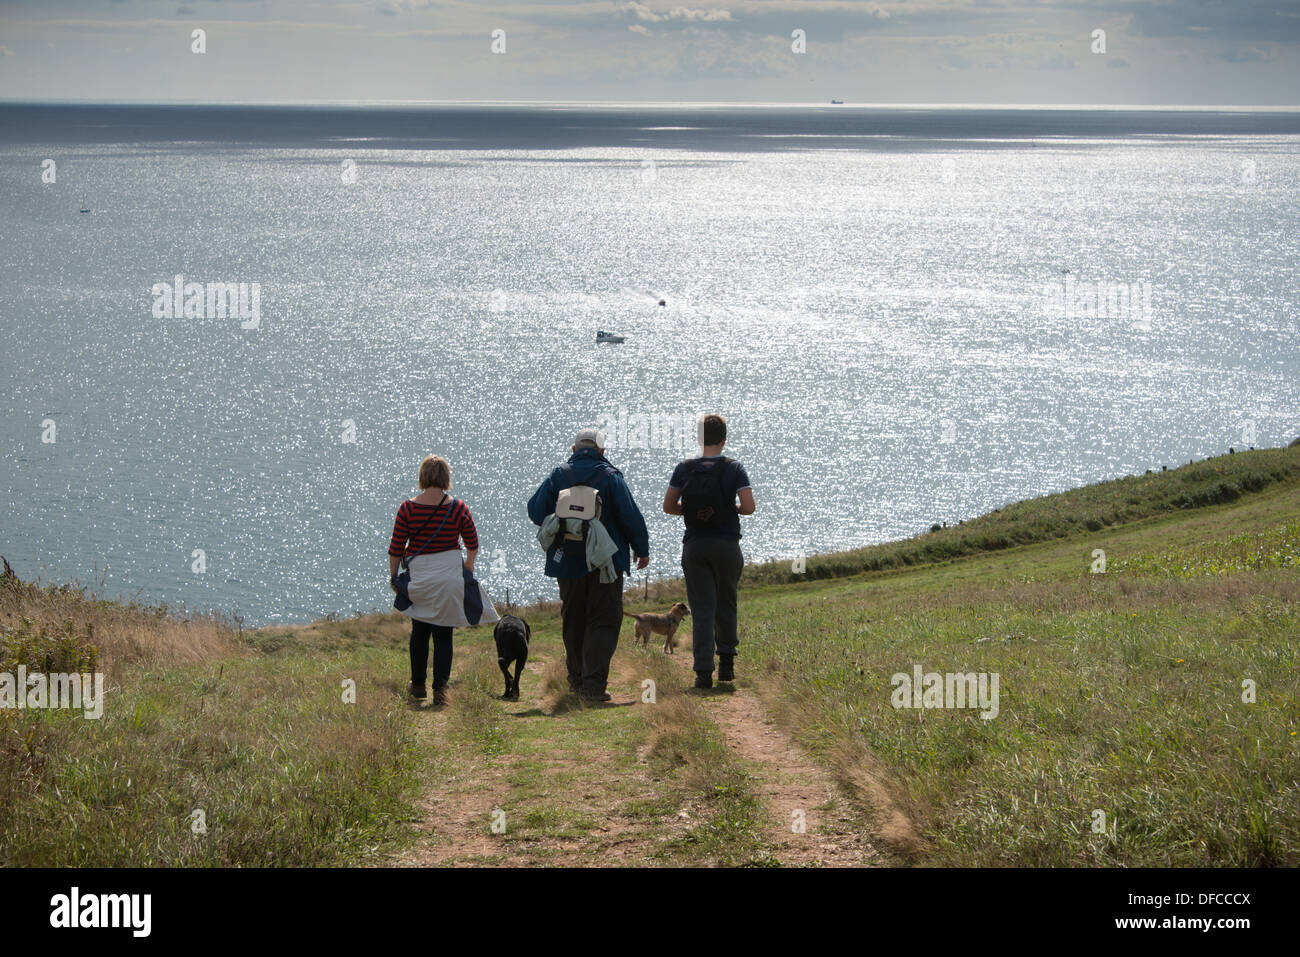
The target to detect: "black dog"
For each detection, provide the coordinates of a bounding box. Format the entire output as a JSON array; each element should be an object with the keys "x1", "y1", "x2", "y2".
[{"x1": 493, "y1": 615, "x2": 530, "y2": 701}]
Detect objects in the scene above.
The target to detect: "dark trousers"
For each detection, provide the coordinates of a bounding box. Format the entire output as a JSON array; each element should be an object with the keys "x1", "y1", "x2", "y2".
[
  {"x1": 556, "y1": 571, "x2": 624, "y2": 695},
  {"x1": 681, "y1": 537, "x2": 744, "y2": 674},
  {"x1": 410, "y1": 620, "x2": 454, "y2": 689}
]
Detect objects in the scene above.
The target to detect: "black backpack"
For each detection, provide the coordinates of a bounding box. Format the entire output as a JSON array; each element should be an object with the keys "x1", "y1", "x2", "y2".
[{"x1": 679, "y1": 457, "x2": 733, "y2": 528}]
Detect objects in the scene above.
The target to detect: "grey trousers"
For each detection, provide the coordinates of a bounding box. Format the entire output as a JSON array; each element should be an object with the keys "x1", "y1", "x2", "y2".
[
  {"x1": 556, "y1": 570, "x2": 624, "y2": 695},
  {"x1": 681, "y1": 536, "x2": 744, "y2": 674}
]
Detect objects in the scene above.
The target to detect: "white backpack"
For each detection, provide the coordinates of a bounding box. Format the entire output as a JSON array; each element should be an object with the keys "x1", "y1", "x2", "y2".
[{"x1": 555, "y1": 484, "x2": 602, "y2": 543}]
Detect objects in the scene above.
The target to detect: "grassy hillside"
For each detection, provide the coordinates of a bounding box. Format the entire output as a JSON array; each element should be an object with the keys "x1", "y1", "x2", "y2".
[
  {"x1": 728, "y1": 472, "x2": 1300, "y2": 865},
  {"x1": 744, "y1": 446, "x2": 1300, "y2": 584},
  {"x1": 0, "y1": 572, "x2": 416, "y2": 866},
  {"x1": 2, "y1": 444, "x2": 1297, "y2": 866}
]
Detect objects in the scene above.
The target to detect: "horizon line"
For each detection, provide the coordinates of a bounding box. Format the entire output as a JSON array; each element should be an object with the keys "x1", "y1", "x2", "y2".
[{"x1": 3, "y1": 97, "x2": 1300, "y2": 112}]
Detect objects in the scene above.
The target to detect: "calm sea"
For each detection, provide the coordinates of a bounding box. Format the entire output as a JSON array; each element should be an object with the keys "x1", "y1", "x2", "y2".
[{"x1": 2, "y1": 103, "x2": 1298, "y2": 624}]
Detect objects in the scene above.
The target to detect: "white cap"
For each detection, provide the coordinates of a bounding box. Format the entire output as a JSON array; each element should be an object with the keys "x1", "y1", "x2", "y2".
[{"x1": 574, "y1": 427, "x2": 606, "y2": 450}]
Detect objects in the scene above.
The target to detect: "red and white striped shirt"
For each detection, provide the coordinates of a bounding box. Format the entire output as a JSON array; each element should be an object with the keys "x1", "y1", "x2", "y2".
[{"x1": 388, "y1": 497, "x2": 479, "y2": 559}]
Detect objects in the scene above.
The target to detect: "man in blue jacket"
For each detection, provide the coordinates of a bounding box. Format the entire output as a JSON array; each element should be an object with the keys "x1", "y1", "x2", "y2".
[{"x1": 528, "y1": 428, "x2": 650, "y2": 702}]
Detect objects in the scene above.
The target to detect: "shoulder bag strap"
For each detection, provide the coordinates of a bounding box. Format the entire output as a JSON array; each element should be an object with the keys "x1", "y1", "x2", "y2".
[{"x1": 404, "y1": 495, "x2": 457, "y2": 567}]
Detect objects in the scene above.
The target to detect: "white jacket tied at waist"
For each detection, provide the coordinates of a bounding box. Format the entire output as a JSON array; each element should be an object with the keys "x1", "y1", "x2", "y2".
[{"x1": 402, "y1": 549, "x2": 501, "y2": 628}]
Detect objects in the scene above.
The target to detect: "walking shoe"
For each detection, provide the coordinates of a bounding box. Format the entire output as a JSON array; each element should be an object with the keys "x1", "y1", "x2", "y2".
[
  {"x1": 407, "y1": 681, "x2": 427, "y2": 700},
  {"x1": 718, "y1": 655, "x2": 735, "y2": 682},
  {"x1": 580, "y1": 691, "x2": 612, "y2": 703},
  {"x1": 432, "y1": 686, "x2": 447, "y2": 707},
  {"x1": 694, "y1": 671, "x2": 713, "y2": 690}
]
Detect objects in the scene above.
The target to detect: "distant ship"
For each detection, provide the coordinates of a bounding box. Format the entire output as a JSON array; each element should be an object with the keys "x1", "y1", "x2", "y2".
[
  {"x1": 596, "y1": 330, "x2": 625, "y2": 344},
  {"x1": 830, "y1": 99, "x2": 844, "y2": 105}
]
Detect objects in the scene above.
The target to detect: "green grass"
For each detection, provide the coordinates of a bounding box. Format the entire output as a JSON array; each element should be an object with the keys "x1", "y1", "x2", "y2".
[
  {"x1": 1114, "y1": 519, "x2": 1300, "y2": 577},
  {"x1": 704, "y1": 448, "x2": 1300, "y2": 866},
  {"x1": 1, "y1": 641, "x2": 420, "y2": 866}
]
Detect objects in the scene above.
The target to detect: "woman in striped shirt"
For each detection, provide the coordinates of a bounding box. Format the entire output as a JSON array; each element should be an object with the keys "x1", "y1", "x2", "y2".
[{"x1": 388, "y1": 454, "x2": 497, "y2": 705}]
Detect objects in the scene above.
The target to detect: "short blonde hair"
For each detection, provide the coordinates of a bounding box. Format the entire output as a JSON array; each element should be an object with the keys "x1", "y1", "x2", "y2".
[{"x1": 418, "y1": 455, "x2": 451, "y2": 491}]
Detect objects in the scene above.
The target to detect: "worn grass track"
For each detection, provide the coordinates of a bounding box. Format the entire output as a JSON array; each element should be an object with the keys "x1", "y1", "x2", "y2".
[{"x1": 383, "y1": 617, "x2": 880, "y2": 867}]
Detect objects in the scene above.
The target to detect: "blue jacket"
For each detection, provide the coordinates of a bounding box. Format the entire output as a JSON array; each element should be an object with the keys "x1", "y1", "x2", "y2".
[{"x1": 528, "y1": 449, "x2": 650, "y2": 579}]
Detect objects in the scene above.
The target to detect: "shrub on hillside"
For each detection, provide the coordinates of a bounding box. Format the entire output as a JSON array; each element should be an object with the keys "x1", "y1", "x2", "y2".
[{"x1": 0, "y1": 618, "x2": 98, "y2": 675}]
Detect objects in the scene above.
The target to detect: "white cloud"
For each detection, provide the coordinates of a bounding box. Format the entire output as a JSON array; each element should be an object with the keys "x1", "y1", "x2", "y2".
[
  {"x1": 376, "y1": 0, "x2": 437, "y2": 15},
  {"x1": 624, "y1": 2, "x2": 732, "y2": 24}
]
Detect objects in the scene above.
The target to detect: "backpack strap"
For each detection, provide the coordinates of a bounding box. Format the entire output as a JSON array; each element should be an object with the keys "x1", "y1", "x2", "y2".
[
  {"x1": 692, "y1": 455, "x2": 730, "y2": 474},
  {"x1": 557, "y1": 460, "x2": 617, "y2": 494}
]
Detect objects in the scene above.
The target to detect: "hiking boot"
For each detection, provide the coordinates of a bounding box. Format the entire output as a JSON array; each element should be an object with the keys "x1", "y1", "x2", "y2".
[
  {"x1": 580, "y1": 691, "x2": 612, "y2": 703},
  {"x1": 432, "y1": 686, "x2": 447, "y2": 707},
  {"x1": 694, "y1": 671, "x2": 713, "y2": 690},
  {"x1": 718, "y1": 655, "x2": 735, "y2": 682},
  {"x1": 407, "y1": 681, "x2": 427, "y2": 700}
]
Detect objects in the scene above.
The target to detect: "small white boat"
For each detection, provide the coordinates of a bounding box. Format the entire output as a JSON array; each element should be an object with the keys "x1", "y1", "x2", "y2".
[{"x1": 596, "y1": 330, "x2": 625, "y2": 344}]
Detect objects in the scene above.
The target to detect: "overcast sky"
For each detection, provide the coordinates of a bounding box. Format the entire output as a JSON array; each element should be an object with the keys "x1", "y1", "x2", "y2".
[{"x1": 1, "y1": 0, "x2": 1297, "y2": 105}]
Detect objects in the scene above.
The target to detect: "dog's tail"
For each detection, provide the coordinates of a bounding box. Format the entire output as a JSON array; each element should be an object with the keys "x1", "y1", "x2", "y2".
[{"x1": 622, "y1": 612, "x2": 641, "y2": 620}]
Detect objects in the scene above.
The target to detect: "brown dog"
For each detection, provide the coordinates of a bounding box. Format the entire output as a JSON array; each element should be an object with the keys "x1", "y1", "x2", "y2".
[{"x1": 624, "y1": 602, "x2": 691, "y2": 654}]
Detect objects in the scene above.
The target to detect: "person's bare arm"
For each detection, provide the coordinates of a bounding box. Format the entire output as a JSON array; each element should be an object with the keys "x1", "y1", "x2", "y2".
[
  {"x1": 662, "y1": 487, "x2": 683, "y2": 515},
  {"x1": 737, "y1": 487, "x2": 755, "y2": 515},
  {"x1": 388, "y1": 553, "x2": 401, "y2": 590},
  {"x1": 464, "y1": 547, "x2": 478, "y2": 572}
]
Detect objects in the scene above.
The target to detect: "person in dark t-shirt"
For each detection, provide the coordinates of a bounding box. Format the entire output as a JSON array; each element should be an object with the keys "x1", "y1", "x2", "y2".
[{"x1": 662, "y1": 414, "x2": 755, "y2": 688}]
